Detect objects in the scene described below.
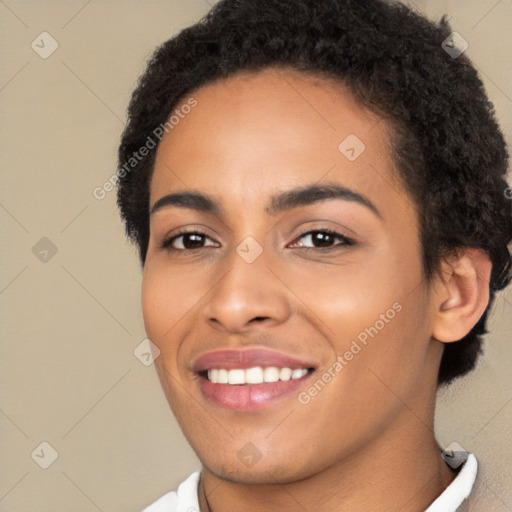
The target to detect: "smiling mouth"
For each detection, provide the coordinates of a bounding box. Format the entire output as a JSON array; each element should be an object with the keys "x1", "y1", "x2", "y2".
[
  {"x1": 200, "y1": 366, "x2": 315, "y2": 385},
  {"x1": 196, "y1": 366, "x2": 316, "y2": 411},
  {"x1": 193, "y1": 348, "x2": 318, "y2": 410}
]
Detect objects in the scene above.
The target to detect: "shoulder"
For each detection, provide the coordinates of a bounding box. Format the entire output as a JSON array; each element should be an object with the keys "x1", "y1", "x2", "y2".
[{"x1": 141, "y1": 471, "x2": 201, "y2": 512}]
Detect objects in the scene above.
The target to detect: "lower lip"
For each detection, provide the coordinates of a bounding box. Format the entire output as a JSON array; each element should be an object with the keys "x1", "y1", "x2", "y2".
[{"x1": 198, "y1": 373, "x2": 313, "y2": 411}]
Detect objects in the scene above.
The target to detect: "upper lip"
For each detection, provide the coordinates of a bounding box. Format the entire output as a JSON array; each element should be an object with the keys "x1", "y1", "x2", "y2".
[{"x1": 192, "y1": 348, "x2": 317, "y2": 373}]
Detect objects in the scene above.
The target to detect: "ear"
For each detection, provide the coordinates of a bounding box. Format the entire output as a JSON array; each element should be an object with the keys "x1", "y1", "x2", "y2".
[{"x1": 431, "y1": 248, "x2": 492, "y2": 343}]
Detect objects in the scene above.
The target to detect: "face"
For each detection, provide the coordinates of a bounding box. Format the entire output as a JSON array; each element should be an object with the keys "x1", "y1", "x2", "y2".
[{"x1": 142, "y1": 66, "x2": 442, "y2": 484}]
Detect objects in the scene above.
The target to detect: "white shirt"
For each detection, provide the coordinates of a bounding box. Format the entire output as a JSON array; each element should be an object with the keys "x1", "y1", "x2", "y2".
[{"x1": 141, "y1": 453, "x2": 477, "y2": 512}]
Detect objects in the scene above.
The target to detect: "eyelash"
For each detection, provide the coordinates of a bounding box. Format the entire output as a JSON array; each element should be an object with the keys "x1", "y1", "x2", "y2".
[{"x1": 161, "y1": 227, "x2": 355, "y2": 254}]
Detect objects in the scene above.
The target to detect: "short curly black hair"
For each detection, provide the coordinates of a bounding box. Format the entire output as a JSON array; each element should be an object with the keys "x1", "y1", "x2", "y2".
[{"x1": 117, "y1": 0, "x2": 512, "y2": 386}]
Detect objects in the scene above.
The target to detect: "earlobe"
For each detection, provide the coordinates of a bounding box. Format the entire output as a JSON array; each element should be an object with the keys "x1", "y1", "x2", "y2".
[{"x1": 431, "y1": 248, "x2": 492, "y2": 343}]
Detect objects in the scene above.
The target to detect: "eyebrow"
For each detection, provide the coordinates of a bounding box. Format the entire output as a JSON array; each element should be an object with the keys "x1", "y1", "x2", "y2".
[{"x1": 150, "y1": 183, "x2": 382, "y2": 219}]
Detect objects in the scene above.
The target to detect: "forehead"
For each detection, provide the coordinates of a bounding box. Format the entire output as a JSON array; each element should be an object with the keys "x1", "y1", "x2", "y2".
[
  {"x1": 150, "y1": 66, "x2": 407, "y2": 220},
  {"x1": 162, "y1": 66, "x2": 384, "y2": 153}
]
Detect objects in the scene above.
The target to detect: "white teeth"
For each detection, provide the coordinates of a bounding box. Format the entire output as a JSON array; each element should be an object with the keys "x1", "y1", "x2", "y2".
[
  {"x1": 279, "y1": 367, "x2": 292, "y2": 381},
  {"x1": 228, "y1": 369, "x2": 246, "y2": 385},
  {"x1": 207, "y1": 366, "x2": 311, "y2": 384},
  {"x1": 218, "y1": 369, "x2": 229, "y2": 384},
  {"x1": 291, "y1": 369, "x2": 308, "y2": 379},
  {"x1": 245, "y1": 367, "x2": 264, "y2": 384},
  {"x1": 263, "y1": 367, "x2": 280, "y2": 382}
]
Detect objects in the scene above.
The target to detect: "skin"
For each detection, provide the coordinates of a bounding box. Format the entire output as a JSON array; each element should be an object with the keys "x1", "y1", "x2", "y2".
[{"x1": 142, "y1": 66, "x2": 492, "y2": 511}]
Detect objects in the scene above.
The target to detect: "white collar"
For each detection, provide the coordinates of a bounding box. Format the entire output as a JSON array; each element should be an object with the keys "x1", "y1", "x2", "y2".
[
  {"x1": 145, "y1": 453, "x2": 477, "y2": 511},
  {"x1": 425, "y1": 453, "x2": 477, "y2": 511}
]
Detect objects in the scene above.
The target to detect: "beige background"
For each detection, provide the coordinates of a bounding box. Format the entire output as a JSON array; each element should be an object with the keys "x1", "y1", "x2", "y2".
[{"x1": 0, "y1": 1, "x2": 511, "y2": 510}]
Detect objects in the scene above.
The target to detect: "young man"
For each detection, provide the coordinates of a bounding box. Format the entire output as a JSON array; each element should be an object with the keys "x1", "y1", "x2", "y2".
[{"x1": 116, "y1": 0, "x2": 512, "y2": 510}]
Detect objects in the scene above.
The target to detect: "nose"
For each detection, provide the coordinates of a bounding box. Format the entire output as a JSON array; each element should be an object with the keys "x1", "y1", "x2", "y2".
[{"x1": 200, "y1": 249, "x2": 291, "y2": 334}]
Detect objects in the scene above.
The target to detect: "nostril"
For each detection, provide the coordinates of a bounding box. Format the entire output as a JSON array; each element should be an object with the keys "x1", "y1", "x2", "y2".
[{"x1": 251, "y1": 316, "x2": 268, "y2": 322}]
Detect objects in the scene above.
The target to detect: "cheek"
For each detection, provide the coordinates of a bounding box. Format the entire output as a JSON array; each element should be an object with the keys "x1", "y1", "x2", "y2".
[
  {"x1": 141, "y1": 267, "x2": 164, "y2": 342},
  {"x1": 141, "y1": 263, "x2": 196, "y2": 412},
  {"x1": 279, "y1": 252, "x2": 404, "y2": 334},
  {"x1": 141, "y1": 262, "x2": 186, "y2": 353},
  {"x1": 284, "y1": 248, "x2": 428, "y2": 378}
]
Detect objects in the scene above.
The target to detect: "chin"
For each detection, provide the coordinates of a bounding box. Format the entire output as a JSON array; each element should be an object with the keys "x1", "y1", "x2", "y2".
[{"x1": 200, "y1": 453, "x2": 318, "y2": 485}]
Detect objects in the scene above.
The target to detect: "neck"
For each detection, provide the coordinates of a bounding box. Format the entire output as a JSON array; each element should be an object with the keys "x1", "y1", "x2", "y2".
[{"x1": 198, "y1": 400, "x2": 456, "y2": 512}]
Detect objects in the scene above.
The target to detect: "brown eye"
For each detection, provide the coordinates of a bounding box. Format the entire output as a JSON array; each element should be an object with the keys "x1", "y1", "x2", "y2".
[
  {"x1": 289, "y1": 229, "x2": 354, "y2": 249},
  {"x1": 162, "y1": 230, "x2": 219, "y2": 251}
]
